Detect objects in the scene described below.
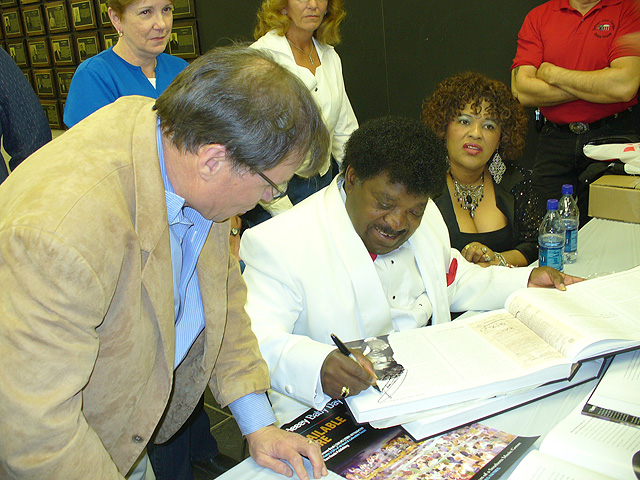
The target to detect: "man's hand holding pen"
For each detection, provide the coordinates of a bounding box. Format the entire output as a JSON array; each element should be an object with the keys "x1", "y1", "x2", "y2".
[{"x1": 320, "y1": 346, "x2": 378, "y2": 399}]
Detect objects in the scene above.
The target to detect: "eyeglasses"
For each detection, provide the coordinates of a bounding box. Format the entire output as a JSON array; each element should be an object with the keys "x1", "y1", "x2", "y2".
[{"x1": 256, "y1": 171, "x2": 288, "y2": 201}]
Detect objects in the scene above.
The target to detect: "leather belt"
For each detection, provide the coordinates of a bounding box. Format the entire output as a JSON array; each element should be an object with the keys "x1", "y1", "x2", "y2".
[
  {"x1": 568, "y1": 122, "x2": 591, "y2": 134},
  {"x1": 551, "y1": 107, "x2": 634, "y2": 134}
]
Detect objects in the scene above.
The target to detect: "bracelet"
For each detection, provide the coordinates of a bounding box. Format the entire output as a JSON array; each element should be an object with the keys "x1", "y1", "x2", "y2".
[{"x1": 494, "y1": 252, "x2": 508, "y2": 267}]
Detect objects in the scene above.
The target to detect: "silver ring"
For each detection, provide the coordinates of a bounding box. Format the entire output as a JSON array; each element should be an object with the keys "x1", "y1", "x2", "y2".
[
  {"x1": 340, "y1": 386, "x2": 350, "y2": 398},
  {"x1": 481, "y1": 246, "x2": 487, "y2": 253}
]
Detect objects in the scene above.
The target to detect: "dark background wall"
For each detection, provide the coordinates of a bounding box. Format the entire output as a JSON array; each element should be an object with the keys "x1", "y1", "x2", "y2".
[{"x1": 196, "y1": 1, "x2": 545, "y2": 166}]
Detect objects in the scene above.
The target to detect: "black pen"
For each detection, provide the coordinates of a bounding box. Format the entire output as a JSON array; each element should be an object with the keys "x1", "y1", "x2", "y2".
[{"x1": 330, "y1": 333, "x2": 380, "y2": 392}]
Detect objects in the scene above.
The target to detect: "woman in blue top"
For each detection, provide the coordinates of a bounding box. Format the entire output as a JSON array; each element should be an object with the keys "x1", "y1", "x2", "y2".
[{"x1": 63, "y1": 0, "x2": 187, "y2": 128}]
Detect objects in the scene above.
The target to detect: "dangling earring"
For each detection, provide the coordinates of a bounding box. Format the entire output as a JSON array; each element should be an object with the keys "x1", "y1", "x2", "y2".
[{"x1": 488, "y1": 150, "x2": 506, "y2": 184}]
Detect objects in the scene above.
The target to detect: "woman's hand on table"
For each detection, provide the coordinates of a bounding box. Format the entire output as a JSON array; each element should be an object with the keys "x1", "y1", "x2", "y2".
[
  {"x1": 461, "y1": 242, "x2": 495, "y2": 266},
  {"x1": 461, "y1": 243, "x2": 529, "y2": 267}
]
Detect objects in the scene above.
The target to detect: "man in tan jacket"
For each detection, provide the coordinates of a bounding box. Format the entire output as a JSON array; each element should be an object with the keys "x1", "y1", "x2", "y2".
[{"x1": 0, "y1": 47, "x2": 329, "y2": 480}]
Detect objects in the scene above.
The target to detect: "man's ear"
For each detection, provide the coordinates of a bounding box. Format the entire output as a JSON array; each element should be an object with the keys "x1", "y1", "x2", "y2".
[
  {"x1": 197, "y1": 144, "x2": 228, "y2": 180},
  {"x1": 343, "y1": 164, "x2": 357, "y2": 194}
]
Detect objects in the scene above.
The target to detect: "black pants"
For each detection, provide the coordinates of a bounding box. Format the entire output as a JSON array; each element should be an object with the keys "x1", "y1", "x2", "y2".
[
  {"x1": 532, "y1": 111, "x2": 638, "y2": 227},
  {"x1": 147, "y1": 396, "x2": 218, "y2": 480}
]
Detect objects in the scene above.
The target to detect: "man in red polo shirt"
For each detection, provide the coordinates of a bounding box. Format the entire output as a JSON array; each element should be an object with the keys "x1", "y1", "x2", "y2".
[{"x1": 511, "y1": 0, "x2": 640, "y2": 226}]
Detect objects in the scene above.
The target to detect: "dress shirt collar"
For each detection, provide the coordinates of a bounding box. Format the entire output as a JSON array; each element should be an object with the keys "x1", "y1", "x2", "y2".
[{"x1": 157, "y1": 124, "x2": 188, "y2": 226}]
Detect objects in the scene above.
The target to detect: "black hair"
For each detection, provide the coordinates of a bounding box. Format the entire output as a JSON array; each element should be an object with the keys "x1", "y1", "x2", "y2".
[{"x1": 341, "y1": 116, "x2": 448, "y2": 197}]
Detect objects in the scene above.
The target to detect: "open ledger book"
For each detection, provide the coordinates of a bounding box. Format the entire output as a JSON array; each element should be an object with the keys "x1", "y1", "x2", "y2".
[
  {"x1": 508, "y1": 391, "x2": 640, "y2": 480},
  {"x1": 346, "y1": 266, "x2": 640, "y2": 424}
]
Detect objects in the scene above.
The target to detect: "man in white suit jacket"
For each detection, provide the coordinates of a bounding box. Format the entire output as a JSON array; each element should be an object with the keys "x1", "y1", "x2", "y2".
[{"x1": 241, "y1": 117, "x2": 578, "y2": 425}]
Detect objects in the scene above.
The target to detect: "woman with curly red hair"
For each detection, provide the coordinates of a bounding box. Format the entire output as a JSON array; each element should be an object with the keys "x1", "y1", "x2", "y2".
[{"x1": 422, "y1": 72, "x2": 541, "y2": 267}]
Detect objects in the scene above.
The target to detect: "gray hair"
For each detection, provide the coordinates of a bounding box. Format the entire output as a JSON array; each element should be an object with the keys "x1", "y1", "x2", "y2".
[{"x1": 154, "y1": 46, "x2": 329, "y2": 176}]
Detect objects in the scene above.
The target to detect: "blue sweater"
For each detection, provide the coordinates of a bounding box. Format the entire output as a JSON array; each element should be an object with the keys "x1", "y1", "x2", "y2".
[{"x1": 63, "y1": 48, "x2": 188, "y2": 128}]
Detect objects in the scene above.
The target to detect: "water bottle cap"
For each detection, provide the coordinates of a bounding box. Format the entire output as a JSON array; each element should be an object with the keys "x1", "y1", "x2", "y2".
[
  {"x1": 561, "y1": 184, "x2": 573, "y2": 195},
  {"x1": 547, "y1": 199, "x2": 559, "y2": 210}
]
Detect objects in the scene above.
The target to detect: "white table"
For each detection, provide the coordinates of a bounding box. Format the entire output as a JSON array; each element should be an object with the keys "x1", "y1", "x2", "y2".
[
  {"x1": 219, "y1": 217, "x2": 640, "y2": 480},
  {"x1": 218, "y1": 458, "x2": 344, "y2": 480},
  {"x1": 563, "y1": 217, "x2": 640, "y2": 278}
]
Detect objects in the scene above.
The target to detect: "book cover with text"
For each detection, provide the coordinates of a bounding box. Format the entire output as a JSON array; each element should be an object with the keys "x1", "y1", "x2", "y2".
[{"x1": 281, "y1": 399, "x2": 537, "y2": 480}]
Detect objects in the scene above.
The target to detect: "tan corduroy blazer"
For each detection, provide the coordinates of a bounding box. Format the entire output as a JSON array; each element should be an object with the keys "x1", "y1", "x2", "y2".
[{"x1": 0, "y1": 96, "x2": 269, "y2": 479}]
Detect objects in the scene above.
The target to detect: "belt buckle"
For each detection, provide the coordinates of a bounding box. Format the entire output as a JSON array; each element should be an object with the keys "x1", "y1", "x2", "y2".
[{"x1": 569, "y1": 122, "x2": 588, "y2": 134}]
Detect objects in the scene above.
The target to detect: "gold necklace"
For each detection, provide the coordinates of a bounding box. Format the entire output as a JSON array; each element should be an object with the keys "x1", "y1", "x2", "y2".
[{"x1": 286, "y1": 37, "x2": 314, "y2": 65}]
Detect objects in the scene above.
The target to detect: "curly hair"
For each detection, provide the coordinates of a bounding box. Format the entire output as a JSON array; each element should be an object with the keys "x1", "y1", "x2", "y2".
[
  {"x1": 421, "y1": 72, "x2": 527, "y2": 160},
  {"x1": 253, "y1": 0, "x2": 346, "y2": 45},
  {"x1": 341, "y1": 116, "x2": 448, "y2": 198}
]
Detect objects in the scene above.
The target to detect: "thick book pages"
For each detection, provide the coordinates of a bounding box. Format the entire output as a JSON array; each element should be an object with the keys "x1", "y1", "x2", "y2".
[
  {"x1": 398, "y1": 358, "x2": 603, "y2": 440},
  {"x1": 503, "y1": 265, "x2": 640, "y2": 361},
  {"x1": 346, "y1": 312, "x2": 578, "y2": 423},
  {"x1": 582, "y1": 349, "x2": 640, "y2": 427},
  {"x1": 346, "y1": 266, "x2": 640, "y2": 424},
  {"x1": 280, "y1": 399, "x2": 537, "y2": 480},
  {"x1": 508, "y1": 391, "x2": 640, "y2": 480}
]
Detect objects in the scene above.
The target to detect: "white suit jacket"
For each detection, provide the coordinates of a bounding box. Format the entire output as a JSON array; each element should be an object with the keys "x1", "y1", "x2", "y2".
[{"x1": 240, "y1": 177, "x2": 532, "y2": 423}]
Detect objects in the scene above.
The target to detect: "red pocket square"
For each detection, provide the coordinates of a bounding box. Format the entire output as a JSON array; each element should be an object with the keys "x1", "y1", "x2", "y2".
[{"x1": 446, "y1": 258, "x2": 458, "y2": 286}]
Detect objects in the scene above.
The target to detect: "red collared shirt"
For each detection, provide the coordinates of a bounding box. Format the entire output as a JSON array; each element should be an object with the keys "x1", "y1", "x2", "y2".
[{"x1": 512, "y1": 0, "x2": 640, "y2": 123}]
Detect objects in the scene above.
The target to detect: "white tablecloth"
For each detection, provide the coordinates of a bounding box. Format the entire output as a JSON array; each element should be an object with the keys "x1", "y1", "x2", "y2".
[{"x1": 563, "y1": 217, "x2": 640, "y2": 278}]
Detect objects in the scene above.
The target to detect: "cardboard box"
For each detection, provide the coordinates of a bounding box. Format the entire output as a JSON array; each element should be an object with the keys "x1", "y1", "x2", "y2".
[{"x1": 589, "y1": 175, "x2": 640, "y2": 224}]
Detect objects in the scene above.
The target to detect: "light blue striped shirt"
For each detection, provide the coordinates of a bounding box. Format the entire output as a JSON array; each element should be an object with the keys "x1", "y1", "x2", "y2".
[{"x1": 157, "y1": 127, "x2": 275, "y2": 434}]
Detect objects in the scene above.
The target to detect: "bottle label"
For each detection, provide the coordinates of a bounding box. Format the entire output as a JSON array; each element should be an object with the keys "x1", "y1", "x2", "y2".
[
  {"x1": 539, "y1": 245, "x2": 564, "y2": 270},
  {"x1": 565, "y1": 228, "x2": 577, "y2": 253}
]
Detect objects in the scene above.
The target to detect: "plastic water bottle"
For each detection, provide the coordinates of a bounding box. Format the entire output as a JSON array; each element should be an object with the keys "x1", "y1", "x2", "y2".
[
  {"x1": 538, "y1": 199, "x2": 565, "y2": 271},
  {"x1": 558, "y1": 184, "x2": 579, "y2": 264}
]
